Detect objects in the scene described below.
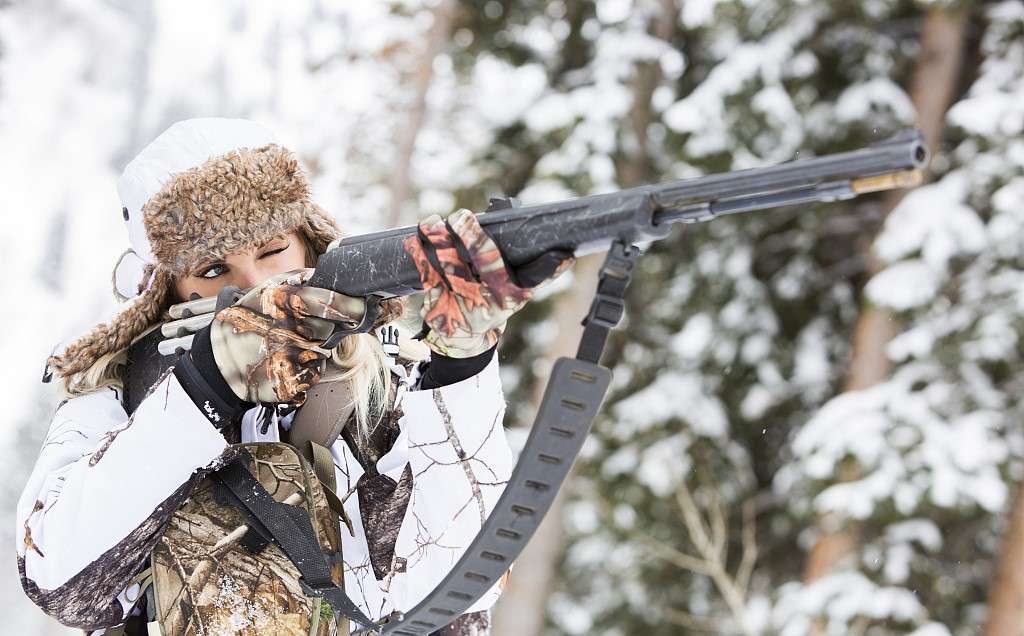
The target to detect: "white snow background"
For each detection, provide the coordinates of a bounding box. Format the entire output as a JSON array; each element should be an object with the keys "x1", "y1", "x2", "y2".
[{"x1": 1, "y1": 0, "x2": 1022, "y2": 634}]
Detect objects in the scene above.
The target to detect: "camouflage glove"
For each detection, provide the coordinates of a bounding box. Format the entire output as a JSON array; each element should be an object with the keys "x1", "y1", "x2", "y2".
[
  {"x1": 403, "y1": 208, "x2": 575, "y2": 358},
  {"x1": 209, "y1": 268, "x2": 366, "y2": 404}
]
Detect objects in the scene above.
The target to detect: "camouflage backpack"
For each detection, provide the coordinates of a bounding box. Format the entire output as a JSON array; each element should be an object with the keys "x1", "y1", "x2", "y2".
[
  {"x1": 105, "y1": 376, "x2": 371, "y2": 636},
  {"x1": 150, "y1": 440, "x2": 350, "y2": 636}
]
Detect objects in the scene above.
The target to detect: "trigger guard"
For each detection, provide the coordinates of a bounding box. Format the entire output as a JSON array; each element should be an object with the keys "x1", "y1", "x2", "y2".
[{"x1": 320, "y1": 293, "x2": 385, "y2": 349}]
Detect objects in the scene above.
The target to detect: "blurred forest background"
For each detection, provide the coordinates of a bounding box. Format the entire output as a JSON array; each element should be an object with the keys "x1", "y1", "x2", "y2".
[{"x1": 2, "y1": 0, "x2": 1022, "y2": 634}]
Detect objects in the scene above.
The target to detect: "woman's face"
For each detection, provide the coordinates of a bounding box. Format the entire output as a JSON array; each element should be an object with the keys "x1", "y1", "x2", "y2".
[{"x1": 173, "y1": 230, "x2": 309, "y2": 302}]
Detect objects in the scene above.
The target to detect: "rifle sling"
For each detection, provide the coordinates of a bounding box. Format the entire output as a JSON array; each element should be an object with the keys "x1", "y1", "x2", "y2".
[{"x1": 375, "y1": 241, "x2": 638, "y2": 636}]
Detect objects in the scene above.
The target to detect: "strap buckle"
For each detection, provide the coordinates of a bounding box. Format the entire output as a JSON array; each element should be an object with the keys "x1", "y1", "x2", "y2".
[
  {"x1": 580, "y1": 241, "x2": 639, "y2": 331},
  {"x1": 584, "y1": 293, "x2": 626, "y2": 330},
  {"x1": 598, "y1": 242, "x2": 639, "y2": 280},
  {"x1": 350, "y1": 610, "x2": 404, "y2": 636}
]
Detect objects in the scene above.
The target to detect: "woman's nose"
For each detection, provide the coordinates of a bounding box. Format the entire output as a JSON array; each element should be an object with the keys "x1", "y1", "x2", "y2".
[{"x1": 233, "y1": 265, "x2": 268, "y2": 291}]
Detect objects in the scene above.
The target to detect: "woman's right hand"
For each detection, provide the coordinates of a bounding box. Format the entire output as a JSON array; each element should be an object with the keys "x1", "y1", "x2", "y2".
[{"x1": 209, "y1": 268, "x2": 366, "y2": 404}]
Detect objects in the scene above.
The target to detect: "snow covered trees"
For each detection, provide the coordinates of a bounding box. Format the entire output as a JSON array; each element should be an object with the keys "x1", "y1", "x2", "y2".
[{"x1": 2, "y1": 1, "x2": 1021, "y2": 633}]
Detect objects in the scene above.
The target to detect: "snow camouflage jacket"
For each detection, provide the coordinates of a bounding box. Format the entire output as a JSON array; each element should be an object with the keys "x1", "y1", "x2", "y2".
[{"x1": 16, "y1": 352, "x2": 514, "y2": 635}]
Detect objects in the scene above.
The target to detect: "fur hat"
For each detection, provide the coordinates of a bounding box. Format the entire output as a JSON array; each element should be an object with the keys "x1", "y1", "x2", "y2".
[{"x1": 48, "y1": 118, "x2": 402, "y2": 380}]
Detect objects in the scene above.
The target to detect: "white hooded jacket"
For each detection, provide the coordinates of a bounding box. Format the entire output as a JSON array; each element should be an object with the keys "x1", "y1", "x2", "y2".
[{"x1": 16, "y1": 349, "x2": 514, "y2": 633}]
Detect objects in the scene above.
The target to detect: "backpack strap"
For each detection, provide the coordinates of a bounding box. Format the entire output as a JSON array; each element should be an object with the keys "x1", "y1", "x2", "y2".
[
  {"x1": 306, "y1": 439, "x2": 351, "y2": 635},
  {"x1": 306, "y1": 440, "x2": 355, "y2": 538},
  {"x1": 210, "y1": 452, "x2": 378, "y2": 631}
]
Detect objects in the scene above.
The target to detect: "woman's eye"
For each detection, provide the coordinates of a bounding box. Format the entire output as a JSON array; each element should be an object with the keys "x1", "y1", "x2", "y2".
[
  {"x1": 260, "y1": 245, "x2": 289, "y2": 259},
  {"x1": 196, "y1": 244, "x2": 287, "y2": 279},
  {"x1": 200, "y1": 264, "x2": 227, "y2": 279}
]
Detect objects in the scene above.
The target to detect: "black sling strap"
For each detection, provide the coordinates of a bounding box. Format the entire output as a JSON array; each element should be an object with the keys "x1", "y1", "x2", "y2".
[
  {"x1": 372, "y1": 240, "x2": 640, "y2": 635},
  {"x1": 210, "y1": 454, "x2": 379, "y2": 631}
]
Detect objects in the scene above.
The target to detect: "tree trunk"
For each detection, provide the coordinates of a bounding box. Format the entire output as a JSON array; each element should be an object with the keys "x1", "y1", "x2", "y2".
[
  {"x1": 803, "y1": 6, "x2": 967, "y2": 586},
  {"x1": 986, "y1": 487, "x2": 1024, "y2": 635},
  {"x1": 492, "y1": 2, "x2": 678, "y2": 633},
  {"x1": 386, "y1": 0, "x2": 457, "y2": 228},
  {"x1": 491, "y1": 252, "x2": 603, "y2": 636}
]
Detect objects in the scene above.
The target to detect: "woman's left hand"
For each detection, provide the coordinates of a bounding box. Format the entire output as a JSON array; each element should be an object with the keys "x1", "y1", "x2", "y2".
[{"x1": 403, "y1": 208, "x2": 574, "y2": 358}]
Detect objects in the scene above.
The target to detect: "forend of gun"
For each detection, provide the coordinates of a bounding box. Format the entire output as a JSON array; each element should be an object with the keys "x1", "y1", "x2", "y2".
[{"x1": 159, "y1": 128, "x2": 927, "y2": 357}]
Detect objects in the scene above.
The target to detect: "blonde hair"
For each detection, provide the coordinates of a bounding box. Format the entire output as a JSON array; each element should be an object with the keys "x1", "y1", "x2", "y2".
[{"x1": 57, "y1": 228, "x2": 419, "y2": 442}]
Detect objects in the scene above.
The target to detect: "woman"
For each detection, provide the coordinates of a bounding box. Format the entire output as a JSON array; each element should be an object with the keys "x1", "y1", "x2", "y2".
[{"x1": 16, "y1": 118, "x2": 572, "y2": 634}]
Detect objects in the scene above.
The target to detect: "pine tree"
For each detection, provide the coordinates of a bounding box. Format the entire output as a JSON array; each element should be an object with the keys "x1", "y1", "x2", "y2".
[
  {"x1": 534, "y1": 1, "x2": 958, "y2": 633},
  {"x1": 781, "y1": 2, "x2": 1024, "y2": 634}
]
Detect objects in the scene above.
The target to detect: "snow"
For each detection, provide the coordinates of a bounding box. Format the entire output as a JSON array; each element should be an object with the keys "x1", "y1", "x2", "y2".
[
  {"x1": 663, "y1": 7, "x2": 823, "y2": 161},
  {"x1": 887, "y1": 324, "x2": 936, "y2": 362},
  {"x1": 601, "y1": 445, "x2": 640, "y2": 478},
  {"x1": 681, "y1": 0, "x2": 727, "y2": 28},
  {"x1": 741, "y1": 385, "x2": 775, "y2": 420},
  {"x1": 595, "y1": 0, "x2": 632, "y2": 24},
  {"x1": 783, "y1": 363, "x2": 1012, "y2": 520},
  {"x1": 865, "y1": 260, "x2": 941, "y2": 311},
  {"x1": 907, "y1": 624, "x2": 954, "y2": 636},
  {"x1": 774, "y1": 572, "x2": 928, "y2": 635},
  {"x1": 874, "y1": 172, "x2": 987, "y2": 270},
  {"x1": 525, "y1": 93, "x2": 577, "y2": 133},
  {"x1": 989, "y1": 177, "x2": 1024, "y2": 257},
  {"x1": 671, "y1": 313, "x2": 713, "y2": 358},
  {"x1": 472, "y1": 57, "x2": 548, "y2": 127},
  {"x1": 834, "y1": 77, "x2": 916, "y2": 124},
  {"x1": 612, "y1": 372, "x2": 729, "y2": 438},
  {"x1": 872, "y1": 519, "x2": 944, "y2": 583},
  {"x1": 751, "y1": 85, "x2": 805, "y2": 158},
  {"x1": 793, "y1": 320, "x2": 831, "y2": 395},
  {"x1": 885, "y1": 519, "x2": 942, "y2": 552},
  {"x1": 741, "y1": 333, "x2": 773, "y2": 365},
  {"x1": 636, "y1": 434, "x2": 692, "y2": 497}
]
